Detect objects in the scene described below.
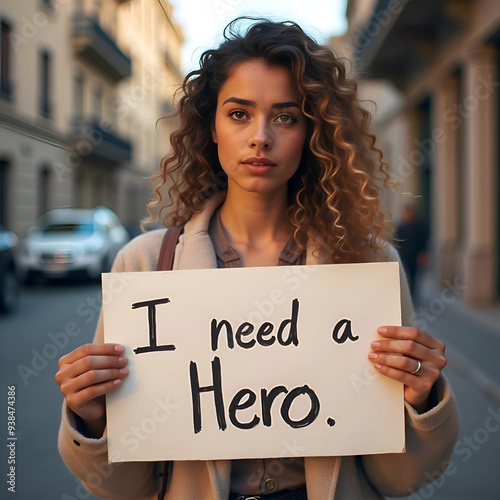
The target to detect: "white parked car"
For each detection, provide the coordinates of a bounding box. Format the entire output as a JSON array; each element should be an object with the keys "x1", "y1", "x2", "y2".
[{"x1": 19, "y1": 207, "x2": 130, "y2": 281}]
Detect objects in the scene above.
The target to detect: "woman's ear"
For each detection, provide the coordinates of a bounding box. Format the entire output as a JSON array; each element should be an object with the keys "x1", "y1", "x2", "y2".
[{"x1": 211, "y1": 123, "x2": 218, "y2": 144}]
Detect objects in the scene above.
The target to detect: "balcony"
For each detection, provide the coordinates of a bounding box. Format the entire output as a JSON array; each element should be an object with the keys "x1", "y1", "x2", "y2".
[
  {"x1": 71, "y1": 14, "x2": 131, "y2": 82},
  {"x1": 353, "y1": 0, "x2": 471, "y2": 89},
  {"x1": 70, "y1": 118, "x2": 132, "y2": 164}
]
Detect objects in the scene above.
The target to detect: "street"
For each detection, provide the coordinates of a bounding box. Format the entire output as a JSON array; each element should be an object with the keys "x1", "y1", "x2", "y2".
[
  {"x1": 0, "y1": 279, "x2": 102, "y2": 500},
  {"x1": 1, "y1": 277, "x2": 500, "y2": 499}
]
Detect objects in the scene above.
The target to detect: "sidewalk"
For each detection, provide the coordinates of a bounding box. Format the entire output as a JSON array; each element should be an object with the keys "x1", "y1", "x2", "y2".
[
  {"x1": 415, "y1": 273, "x2": 500, "y2": 405},
  {"x1": 417, "y1": 271, "x2": 500, "y2": 329}
]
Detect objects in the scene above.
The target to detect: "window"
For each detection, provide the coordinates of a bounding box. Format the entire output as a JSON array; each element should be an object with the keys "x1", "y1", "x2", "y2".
[
  {"x1": 93, "y1": 84, "x2": 102, "y2": 121},
  {"x1": 38, "y1": 166, "x2": 50, "y2": 216},
  {"x1": 74, "y1": 72, "x2": 84, "y2": 121},
  {"x1": 0, "y1": 20, "x2": 12, "y2": 101},
  {"x1": 39, "y1": 49, "x2": 52, "y2": 118}
]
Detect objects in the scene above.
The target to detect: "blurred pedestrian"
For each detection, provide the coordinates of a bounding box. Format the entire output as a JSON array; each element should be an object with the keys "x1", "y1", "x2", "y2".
[{"x1": 395, "y1": 205, "x2": 429, "y2": 301}]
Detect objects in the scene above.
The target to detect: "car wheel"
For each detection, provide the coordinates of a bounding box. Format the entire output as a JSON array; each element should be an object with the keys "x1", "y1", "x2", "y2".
[{"x1": 0, "y1": 266, "x2": 20, "y2": 313}]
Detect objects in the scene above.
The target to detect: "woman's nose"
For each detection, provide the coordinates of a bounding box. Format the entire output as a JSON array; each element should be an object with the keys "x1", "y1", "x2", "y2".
[{"x1": 248, "y1": 120, "x2": 272, "y2": 149}]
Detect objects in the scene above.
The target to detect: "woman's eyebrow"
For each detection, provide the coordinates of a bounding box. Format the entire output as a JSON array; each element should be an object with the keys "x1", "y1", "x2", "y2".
[{"x1": 222, "y1": 97, "x2": 300, "y2": 109}]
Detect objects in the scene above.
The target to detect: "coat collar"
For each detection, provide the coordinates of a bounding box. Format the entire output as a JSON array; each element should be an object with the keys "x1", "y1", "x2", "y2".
[{"x1": 173, "y1": 191, "x2": 331, "y2": 270}]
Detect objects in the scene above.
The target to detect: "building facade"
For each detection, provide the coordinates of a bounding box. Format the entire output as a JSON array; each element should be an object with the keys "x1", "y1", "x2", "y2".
[
  {"x1": 344, "y1": 0, "x2": 500, "y2": 305},
  {"x1": 0, "y1": 0, "x2": 183, "y2": 237}
]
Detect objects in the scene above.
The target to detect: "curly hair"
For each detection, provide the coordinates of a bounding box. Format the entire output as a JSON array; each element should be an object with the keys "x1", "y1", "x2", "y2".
[{"x1": 145, "y1": 17, "x2": 395, "y2": 263}]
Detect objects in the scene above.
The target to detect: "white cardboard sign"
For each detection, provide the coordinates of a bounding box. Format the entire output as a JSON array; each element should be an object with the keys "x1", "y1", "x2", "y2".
[{"x1": 102, "y1": 262, "x2": 404, "y2": 463}]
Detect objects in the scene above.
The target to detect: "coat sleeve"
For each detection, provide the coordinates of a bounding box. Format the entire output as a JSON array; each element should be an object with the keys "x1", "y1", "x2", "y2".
[
  {"x1": 361, "y1": 374, "x2": 459, "y2": 497},
  {"x1": 360, "y1": 245, "x2": 460, "y2": 496},
  {"x1": 57, "y1": 246, "x2": 161, "y2": 500}
]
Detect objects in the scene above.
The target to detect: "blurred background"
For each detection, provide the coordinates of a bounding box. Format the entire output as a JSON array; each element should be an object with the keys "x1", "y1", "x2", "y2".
[{"x1": 0, "y1": 0, "x2": 499, "y2": 498}]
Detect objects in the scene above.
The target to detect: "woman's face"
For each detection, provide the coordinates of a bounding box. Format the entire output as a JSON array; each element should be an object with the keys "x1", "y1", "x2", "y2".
[{"x1": 212, "y1": 59, "x2": 307, "y2": 198}]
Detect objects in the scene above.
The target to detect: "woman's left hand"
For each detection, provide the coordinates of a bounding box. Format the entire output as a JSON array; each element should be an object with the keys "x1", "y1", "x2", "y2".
[{"x1": 368, "y1": 326, "x2": 447, "y2": 413}]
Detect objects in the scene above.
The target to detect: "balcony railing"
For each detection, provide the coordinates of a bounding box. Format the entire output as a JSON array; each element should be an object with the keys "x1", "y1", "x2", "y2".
[
  {"x1": 354, "y1": 0, "x2": 469, "y2": 89},
  {"x1": 71, "y1": 14, "x2": 131, "y2": 82},
  {"x1": 70, "y1": 117, "x2": 132, "y2": 164}
]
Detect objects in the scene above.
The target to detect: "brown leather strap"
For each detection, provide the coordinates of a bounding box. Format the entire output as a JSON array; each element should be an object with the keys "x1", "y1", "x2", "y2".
[
  {"x1": 157, "y1": 226, "x2": 183, "y2": 271},
  {"x1": 157, "y1": 227, "x2": 182, "y2": 500}
]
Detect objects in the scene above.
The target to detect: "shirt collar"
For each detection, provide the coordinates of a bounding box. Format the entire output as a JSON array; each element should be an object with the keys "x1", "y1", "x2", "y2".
[{"x1": 209, "y1": 208, "x2": 304, "y2": 266}]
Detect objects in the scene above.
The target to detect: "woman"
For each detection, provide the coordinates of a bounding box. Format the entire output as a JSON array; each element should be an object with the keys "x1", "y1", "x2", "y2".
[{"x1": 56, "y1": 18, "x2": 459, "y2": 500}]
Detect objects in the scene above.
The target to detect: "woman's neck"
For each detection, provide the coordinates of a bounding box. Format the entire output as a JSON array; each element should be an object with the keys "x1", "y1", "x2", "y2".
[{"x1": 219, "y1": 186, "x2": 291, "y2": 255}]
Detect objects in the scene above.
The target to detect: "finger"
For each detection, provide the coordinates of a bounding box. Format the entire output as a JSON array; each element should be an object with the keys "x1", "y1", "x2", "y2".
[
  {"x1": 369, "y1": 352, "x2": 423, "y2": 375},
  {"x1": 371, "y1": 358, "x2": 442, "y2": 394},
  {"x1": 371, "y1": 338, "x2": 431, "y2": 361},
  {"x1": 371, "y1": 338, "x2": 447, "y2": 371},
  {"x1": 56, "y1": 354, "x2": 128, "y2": 387},
  {"x1": 60, "y1": 368, "x2": 129, "y2": 398},
  {"x1": 59, "y1": 343, "x2": 125, "y2": 368},
  {"x1": 371, "y1": 361, "x2": 435, "y2": 389},
  {"x1": 377, "y1": 326, "x2": 445, "y2": 352},
  {"x1": 66, "y1": 379, "x2": 123, "y2": 414},
  {"x1": 68, "y1": 366, "x2": 129, "y2": 394}
]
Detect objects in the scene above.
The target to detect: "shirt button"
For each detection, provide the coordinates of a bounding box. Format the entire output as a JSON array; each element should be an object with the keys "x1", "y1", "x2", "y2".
[{"x1": 265, "y1": 479, "x2": 276, "y2": 491}]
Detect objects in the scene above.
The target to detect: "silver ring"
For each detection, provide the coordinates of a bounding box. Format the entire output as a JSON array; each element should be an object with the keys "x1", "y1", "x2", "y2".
[{"x1": 411, "y1": 360, "x2": 422, "y2": 374}]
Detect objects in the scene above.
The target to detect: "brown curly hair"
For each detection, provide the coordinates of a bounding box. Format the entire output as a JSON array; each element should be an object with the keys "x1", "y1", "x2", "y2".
[{"x1": 145, "y1": 18, "x2": 394, "y2": 263}]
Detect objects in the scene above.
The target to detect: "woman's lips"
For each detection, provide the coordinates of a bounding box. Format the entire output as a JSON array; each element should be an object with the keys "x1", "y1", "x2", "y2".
[{"x1": 242, "y1": 157, "x2": 277, "y2": 174}]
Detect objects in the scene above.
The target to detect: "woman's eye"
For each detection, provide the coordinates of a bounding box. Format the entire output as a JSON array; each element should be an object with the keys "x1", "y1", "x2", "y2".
[
  {"x1": 276, "y1": 114, "x2": 296, "y2": 124},
  {"x1": 229, "y1": 110, "x2": 247, "y2": 121}
]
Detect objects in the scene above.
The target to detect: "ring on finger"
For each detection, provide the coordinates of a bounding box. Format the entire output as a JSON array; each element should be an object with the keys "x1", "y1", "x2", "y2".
[{"x1": 411, "y1": 360, "x2": 422, "y2": 375}]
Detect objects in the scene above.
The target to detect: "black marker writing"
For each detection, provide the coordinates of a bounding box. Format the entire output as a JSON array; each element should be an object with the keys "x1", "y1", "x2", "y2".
[
  {"x1": 332, "y1": 319, "x2": 358, "y2": 344},
  {"x1": 189, "y1": 356, "x2": 321, "y2": 433},
  {"x1": 132, "y1": 298, "x2": 176, "y2": 354},
  {"x1": 211, "y1": 299, "x2": 300, "y2": 351},
  {"x1": 280, "y1": 386, "x2": 320, "y2": 428},
  {"x1": 189, "y1": 356, "x2": 226, "y2": 434}
]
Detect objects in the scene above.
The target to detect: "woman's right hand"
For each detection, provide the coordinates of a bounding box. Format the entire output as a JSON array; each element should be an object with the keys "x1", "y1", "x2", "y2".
[{"x1": 55, "y1": 343, "x2": 129, "y2": 437}]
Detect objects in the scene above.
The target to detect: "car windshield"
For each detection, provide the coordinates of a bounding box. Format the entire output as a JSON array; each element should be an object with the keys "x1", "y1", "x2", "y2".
[{"x1": 42, "y1": 222, "x2": 94, "y2": 234}]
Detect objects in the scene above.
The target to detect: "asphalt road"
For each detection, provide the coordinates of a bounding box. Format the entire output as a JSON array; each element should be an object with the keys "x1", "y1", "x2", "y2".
[
  {"x1": 0, "y1": 277, "x2": 499, "y2": 499},
  {"x1": 0, "y1": 278, "x2": 102, "y2": 500}
]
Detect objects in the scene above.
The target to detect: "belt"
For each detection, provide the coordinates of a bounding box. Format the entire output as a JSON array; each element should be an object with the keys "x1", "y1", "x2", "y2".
[{"x1": 228, "y1": 485, "x2": 307, "y2": 500}]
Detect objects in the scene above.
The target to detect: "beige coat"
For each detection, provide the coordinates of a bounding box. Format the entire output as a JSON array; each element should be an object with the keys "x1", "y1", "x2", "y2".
[{"x1": 58, "y1": 193, "x2": 459, "y2": 500}]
